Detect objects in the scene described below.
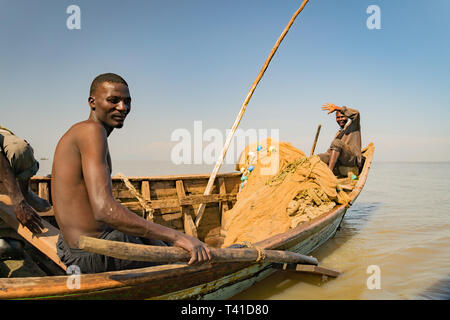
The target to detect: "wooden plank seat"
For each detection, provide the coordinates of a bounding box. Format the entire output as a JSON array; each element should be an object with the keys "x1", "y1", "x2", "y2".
[{"x1": 0, "y1": 195, "x2": 66, "y2": 270}]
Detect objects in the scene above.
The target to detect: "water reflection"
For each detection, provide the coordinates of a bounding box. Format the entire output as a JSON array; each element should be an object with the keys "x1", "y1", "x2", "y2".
[
  {"x1": 311, "y1": 202, "x2": 382, "y2": 261},
  {"x1": 417, "y1": 276, "x2": 450, "y2": 300}
]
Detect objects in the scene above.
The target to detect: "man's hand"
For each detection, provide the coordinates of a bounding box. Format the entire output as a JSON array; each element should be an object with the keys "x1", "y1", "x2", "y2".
[
  {"x1": 322, "y1": 103, "x2": 341, "y2": 114},
  {"x1": 174, "y1": 234, "x2": 212, "y2": 265},
  {"x1": 13, "y1": 199, "x2": 45, "y2": 234}
]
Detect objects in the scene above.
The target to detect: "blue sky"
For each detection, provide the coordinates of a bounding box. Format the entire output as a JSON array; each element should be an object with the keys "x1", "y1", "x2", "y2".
[{"x1": 1, "y1": 0, "x2": 449, "y2": 166}]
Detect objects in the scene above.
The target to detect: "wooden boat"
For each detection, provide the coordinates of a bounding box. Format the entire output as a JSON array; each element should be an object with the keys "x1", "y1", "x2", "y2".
[{"x1": 0, "y1": 143, "x2": 374, "y2": 299}]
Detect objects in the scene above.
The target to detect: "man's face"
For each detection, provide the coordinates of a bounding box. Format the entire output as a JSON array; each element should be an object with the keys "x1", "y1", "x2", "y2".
[
  {"x1": 335, "y1": 111, "x2": 348, "y2": 128},
  {"x1": 89, "y1": 81, "x2": 131, "y2": 129}
]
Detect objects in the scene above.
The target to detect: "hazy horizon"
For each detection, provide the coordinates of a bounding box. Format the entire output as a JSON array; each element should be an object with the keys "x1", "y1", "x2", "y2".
[
  {"x1": 34, "y1": 158, "x2": 450, "y2": 178},
  {"x1": 1, "y1": 1, "x2": 449, "y2": 163}
]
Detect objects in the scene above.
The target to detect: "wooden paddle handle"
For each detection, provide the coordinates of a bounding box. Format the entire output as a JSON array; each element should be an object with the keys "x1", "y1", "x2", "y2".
[{"x1": 78, "y1": 236, "x2": 318, "y2": 266}]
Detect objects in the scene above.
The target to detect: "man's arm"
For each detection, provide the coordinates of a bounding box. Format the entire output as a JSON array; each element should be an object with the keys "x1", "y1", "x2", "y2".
[
  {"x1": 340, "y1": 106, "x2": 360, "y2": 127},
  {"x1": 0, "y1": 150, "x2": 44, "y2": 234},
  {"x1": 78, "y1": 123, "x2": 211, "y2": 264},
  {"x1": 322, "y1": 103, "x2": 360, "y2": 126}
]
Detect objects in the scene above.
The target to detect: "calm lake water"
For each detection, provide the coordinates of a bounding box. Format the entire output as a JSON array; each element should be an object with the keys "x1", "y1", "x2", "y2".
[{"x1": 37, "y1": 161, "x2": 450, "y2": 300}]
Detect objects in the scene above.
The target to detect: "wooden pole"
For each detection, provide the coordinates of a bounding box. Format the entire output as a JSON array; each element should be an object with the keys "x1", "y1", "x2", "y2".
[
  {"x1": 310, "y1": 124, "x2": 322, "y2": 157},
  {"x1": 195, "y1": 0, "x2": 311, "y2": 227},
  {"x1": 79, "y1": 235, "x2": 319, "y2": 266}
]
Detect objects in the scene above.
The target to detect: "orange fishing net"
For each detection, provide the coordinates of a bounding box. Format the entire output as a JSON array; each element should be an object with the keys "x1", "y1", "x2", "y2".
[{"x1": 222, "y1": 138, "x2": 351, "y2": 247}]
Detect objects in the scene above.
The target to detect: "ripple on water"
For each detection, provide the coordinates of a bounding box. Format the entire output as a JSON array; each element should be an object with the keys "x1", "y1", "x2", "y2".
[{"x1": 233, "y1": 162, "x2": 450, "y2": 299}]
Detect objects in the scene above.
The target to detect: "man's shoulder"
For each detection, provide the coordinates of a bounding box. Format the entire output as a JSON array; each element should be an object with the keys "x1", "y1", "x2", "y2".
[
  {"x1": 71, "y1": 120, "x2": 104, "y2": 132},
  {"x1": 66, "y1": 120, "x2": 106, "y2": 140},
  {"x1": 58, "y1": 121, "x2": 107, "y2": 151}
]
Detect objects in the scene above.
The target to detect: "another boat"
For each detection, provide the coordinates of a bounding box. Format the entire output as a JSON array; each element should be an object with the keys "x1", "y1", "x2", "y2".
[{"x1": 0, "y1": 143, "x2": 374, "y2": 299}]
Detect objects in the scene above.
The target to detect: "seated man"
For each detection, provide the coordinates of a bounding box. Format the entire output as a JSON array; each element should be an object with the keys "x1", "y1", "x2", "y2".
[
  {"x1": 52, "y1": 73, "x2": 211, "y2": 273},
  {"x1": 0, "y1": 127, "x2": 49, "y2": 257},
  {"x1": 318, "y1": 103, "x2": 363, "y2": 175}
]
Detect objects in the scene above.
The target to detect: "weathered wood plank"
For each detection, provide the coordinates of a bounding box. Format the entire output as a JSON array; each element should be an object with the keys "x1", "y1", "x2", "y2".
[
  {"x1": 111, "y1": 172, "x2": 241, "y2": 181},
  {"x1": 0, "y1": 195, "x2": 66, "y2": 270},
  {"x1": 219, "y1": 177, "x2": 229, "y2": 237},
  {"x1": 38, "y1": 182, "x2": 49, "y2": 202},
  {"x1": 120, "y1": 193, "x2": 237, "y2": 211},
  {"x1": 183, "y1": 213, "x2": 198, "y2": 238},
  {"x1": 110, "y1": 177, "x2": 238, "y2": 200},
  {"x1": 274, "y1": 263, "x2": 341, "y2": 278},
  {"x1": 181, "y1": 194, "x2": 236, "y2": 206},
  {"x1": 183, "y1": 178, "x2": 217, "y2": 195},
  {"x1": 159, "y1": 212, "x2": 182, "y2": 222},
  {"x1": 30, "y1": 172, "x2": 242, "y2": 181},
  {"x1": 175, "y1": 180, "x2": 186, "y2": 201},
  {"x1": 176, "y1": 180, "x2": 198, "y2": 238},
  {"x1": 141, "y1": 181, "x2": 151, "y2": 201}
]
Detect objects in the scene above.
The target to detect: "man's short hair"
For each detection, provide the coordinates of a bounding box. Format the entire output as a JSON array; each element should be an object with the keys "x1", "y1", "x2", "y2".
[{"x1": 89, "y1": 73, "x2": 128, "y2": 96}]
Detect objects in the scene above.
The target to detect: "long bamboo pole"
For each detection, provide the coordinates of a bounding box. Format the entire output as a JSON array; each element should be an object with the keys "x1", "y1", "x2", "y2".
[{"x1": 195, "y1": 0, "x2": 311, "y2": 227}]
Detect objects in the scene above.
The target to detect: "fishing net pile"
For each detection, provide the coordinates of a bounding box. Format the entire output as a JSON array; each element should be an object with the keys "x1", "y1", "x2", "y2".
[{"x1": 221, "y1": 138, "x2": 355, "y2": 248}]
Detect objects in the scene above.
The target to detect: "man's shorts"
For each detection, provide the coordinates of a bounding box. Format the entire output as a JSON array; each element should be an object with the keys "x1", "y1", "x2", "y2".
[
  {"x1": 57, "y1": 228, "x2": 167, "y2": 274},
  {"x1": 0, "y1": 129, "x2": 39, "y2": 180}
]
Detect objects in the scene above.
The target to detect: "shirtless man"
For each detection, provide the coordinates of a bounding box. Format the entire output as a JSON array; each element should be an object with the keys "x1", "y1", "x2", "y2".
[
  {"x1": 52, "y1": 73, "x2": 211, "y2": 273},
  {"x1": 318, "y1": 103, "x2": 363, "y2": 174}
]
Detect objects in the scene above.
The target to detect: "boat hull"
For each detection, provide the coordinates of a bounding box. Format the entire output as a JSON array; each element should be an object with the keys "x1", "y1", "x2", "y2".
[
  {"x1": 154, "y1": 209, "x2": 345, "y2": 300},
  {"x1": 0, "y1": 143, "x2": 373, "y2": 300}
]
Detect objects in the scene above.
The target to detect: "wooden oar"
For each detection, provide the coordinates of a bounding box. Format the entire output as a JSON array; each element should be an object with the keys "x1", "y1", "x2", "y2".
[
  {"x1": 194, "y1": 0, "x2": 311, "y2": 228},
  {"x1": 310, "y1": 124, "x2": 322, "y2": 157},
  {"x1": 78, "y1": 235, "x2": 318, "y2": 265}
]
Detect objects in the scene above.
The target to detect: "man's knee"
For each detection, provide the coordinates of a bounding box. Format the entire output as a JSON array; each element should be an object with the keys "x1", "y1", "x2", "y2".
[
  {"x1": 318, "y1": 152, "x2": 330, "y2": 164},
  {"x1": 1, "y1": 134, "x2": 38, "y2": 180}
]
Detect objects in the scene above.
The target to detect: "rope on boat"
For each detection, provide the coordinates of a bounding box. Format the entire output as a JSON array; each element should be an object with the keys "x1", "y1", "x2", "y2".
[
  {"x1": 242, "y1": 241, "x2": 266, "y2": 262},
  {"x1": 266, "y1": 157, "x2": 309, "y2": 186},
  {"x1": 116, "y1": 173, "x2": 154, "y2": 221}
]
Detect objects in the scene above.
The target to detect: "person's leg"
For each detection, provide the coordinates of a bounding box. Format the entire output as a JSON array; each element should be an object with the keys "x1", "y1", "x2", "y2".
[
  {"x1": 329, "y1": 139, "x2": 359, "y2": 175},
  {"x1": 102, "y1": 229, "x2": 166, "y2": 271},
  {"x1": 56, "y1": 234, "x2": 107, "y2": 274},
  {"x1": 1, "y1": 132, "x2": 50, "y2": 212},
  {"x1": 328, "y1": 139, "x2": 348, "y2": 173},
  {"x1": 328, "y1": 149, "x2": 340, "y2": 172},
  {"x1": 57, "y1": 228, "x2": 168, "y2": 274},
  {"x1": 317, "y1": 152, "x2": 330, "y2": 165}
]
